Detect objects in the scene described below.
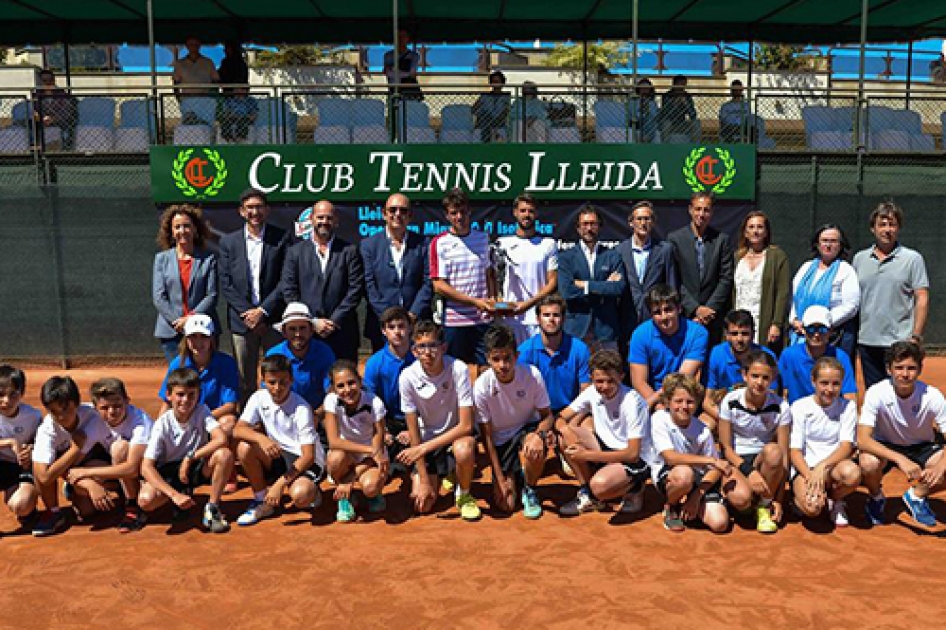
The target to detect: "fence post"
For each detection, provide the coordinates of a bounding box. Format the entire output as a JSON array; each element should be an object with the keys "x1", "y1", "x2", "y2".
[
  {"x1": 46, "y1": 179, "x2": 71, "y2": 368},
  {"x1": 809, "y1": 154, "x2": 819, "y2": 237}
]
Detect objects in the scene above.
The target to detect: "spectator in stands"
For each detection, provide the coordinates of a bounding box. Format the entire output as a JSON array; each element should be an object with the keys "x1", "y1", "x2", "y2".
[
  {"x1": 733, "y1": 210, "x2": 791, "y2": 352},
  {"x1": 779, "y1": 305, "x2": 856, "y2": 404},
  {"x1": 632, "y1": 78, "x2": 660, "y2": 143},
  {"x1": 218, "y1": 188, "x2": 291, "y2": 405},
  {"x1": 217, "y1": 40, "x2": 249, "y2": 89},
  {"x1": 172, "y1": 35, "x2": 219, "y2": 98},
  {"x1": 33, "y1": 69, "x2": 77, "y2": 150},
  {"x1": 788, "y1": 224, "x2": 859, "y2": 359},
  {"x1": 383, "y1": 29, "x2": 422, "y2": 100},
  {"x1": 219, "y1": 87, "x2": 258, "y2": 143},
  {"x1": 930, "y1": 52, "x2": 946, "y2": 84},
  {"x1": 361, "y1": 193, "x2": 432, "y2": 352},
  {"x1": 509, "y1": 81, "x2": 549, "y2": 142},
  {"x1": 660, "y1": 75, "x2": 698, "y2": 140},
  {"x1": 473, "y1": 70, "x2": 510, "y2": 142},
  {"x1": 668, "y1": 191, "x2": 734, "y2": 346},
  {"x1": 854, "y1": 201, "x2": 929, "y2": 389},
  {"x1": 281, "y1": 200, "x2": 364, "y2": 362},
  {"x1": 152, "y1": 204, "x2": 218, "y2": 363},
  {"x1": 719, "y1": 80, "x2": 750, "y2": 142}
]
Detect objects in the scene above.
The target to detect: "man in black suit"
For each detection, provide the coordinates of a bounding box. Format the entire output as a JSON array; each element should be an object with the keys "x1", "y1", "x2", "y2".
[
  {"x1": 667, "y1": 191, "x2": 734, "y2": 345},
  {"x1": 360, "y1": 192, "x2": 431, "y2": 352},
  {"x1": 282, "y1": 200, "x2": 364, "y2": 362},
  {"x1": 218, "y1": 188, "x2": 291, "y2": 404},
  {"x1": 616, "y1": 200, "x2": 678, "y2": 333}
]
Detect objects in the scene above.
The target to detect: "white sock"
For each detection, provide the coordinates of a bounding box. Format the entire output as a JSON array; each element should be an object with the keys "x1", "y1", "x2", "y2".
[
  {"x1": 906, "y1": 487, "x2": 919, "y2": 501},
  {"x1": 456, "y1": 486, "x2": 469, "y2": 499},
  {"x1": 254, "y1": 489, "x2": 266, "y2": 502},
  {"x1": 758, "y1": 498, "x2": 772, "y2": 507}
]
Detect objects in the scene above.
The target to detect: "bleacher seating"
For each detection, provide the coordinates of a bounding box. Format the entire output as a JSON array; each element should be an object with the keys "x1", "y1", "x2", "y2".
[
  {"x1": 75, "y1": 97, "x2": 117, "y2": 152},
  {"x1": 439, "y1": 104, "x2": 476, "y2": 143},
  {"x1": 594, "y1": 101, "x2": 632, "y2": 144},
  {"x1": 116, "y1": 99, "x2": 154, "y2": 152}
]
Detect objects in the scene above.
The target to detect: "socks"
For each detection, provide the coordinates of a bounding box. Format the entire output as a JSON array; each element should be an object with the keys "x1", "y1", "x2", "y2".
[
  {"x1": 456, "y1": 486, "x2": 470, "y2": 499},
  {"x1": 759, "y1": 498, "x2": 772, "y2": 507},
  {"x1": 254, "y1": 489, "x2": 266, "y2": 502}
]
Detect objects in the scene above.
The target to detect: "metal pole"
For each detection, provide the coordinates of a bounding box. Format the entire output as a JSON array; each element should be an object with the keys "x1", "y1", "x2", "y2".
[
  {"x1": 631, "y1": 0, "x2": 639, "y2": 86},
  {"x1": 582, "y1": 36, "x2": 588, "y2": 135},
  {"x1": 905, "y1": 40, "x2": 913, "y2": 109},
  {"x1": 746, "y1": 39, "x2": 754, "y2": 144},
  {"x1": 392, "y1": 0, "x2": 400, "y2": 142},
  {"x1": 855, "y1": 0, "x2": 869, "y2": 151},
  {"x1": 148, "y1": 0, "x2": 157, "y2": 97},
  {"x1": 63, "y1": 42, "x2": 72, "y2": 87}
]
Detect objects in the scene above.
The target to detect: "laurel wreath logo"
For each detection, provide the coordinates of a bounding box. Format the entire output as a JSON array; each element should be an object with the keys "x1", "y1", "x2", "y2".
[
  {"x1": 683, "y1": 147, "x2": 706, "y2": 191},
  {"x1": 682, "y1": 147, "x2": 736, "y2": 195},
  {"x1": 712, "y1": 148, "x2": 736, "y2": 194},
  {"x1": 171, "y1": 148, "x2": 228, "y2": 199}
]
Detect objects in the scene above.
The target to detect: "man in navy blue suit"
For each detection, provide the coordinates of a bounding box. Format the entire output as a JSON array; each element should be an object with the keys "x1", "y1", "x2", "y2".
[
  {"x1": 218, "y1": 188, "x2": 291, "y2": 404},
  {"x1": 282, "y1": 200, "x2": 364, "y2": 362},
  {"x1": 360, "y1": 193, "x2": 432, "y2": 352},
  {"x1": 557, "y1": 205, "x2": 624, "y2": 352}
]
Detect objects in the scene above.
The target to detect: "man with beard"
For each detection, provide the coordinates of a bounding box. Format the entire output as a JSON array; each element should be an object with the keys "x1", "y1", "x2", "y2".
[{"x1": 265, "y1": 302, "x2": 336, "y2": 413}]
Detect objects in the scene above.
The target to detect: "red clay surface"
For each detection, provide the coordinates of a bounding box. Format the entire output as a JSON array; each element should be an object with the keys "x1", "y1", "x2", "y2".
[{"x1": 4, "y1": 361, "x2": 946, "y2": 628}]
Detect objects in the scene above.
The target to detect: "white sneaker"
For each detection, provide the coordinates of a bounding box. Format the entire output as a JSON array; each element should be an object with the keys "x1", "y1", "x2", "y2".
[
  {"x1": 237, "y1": 500, "x2": 275, "y2": 527},
  {"x1": 619, "y1": 489, "x2": 644, "y2": 514},
  {"x1": 829, "y1": 499, "x2": 849, "y2": 528},
  {"x1": 560, "y1": 453, "x2": 575, "y2": 478}
]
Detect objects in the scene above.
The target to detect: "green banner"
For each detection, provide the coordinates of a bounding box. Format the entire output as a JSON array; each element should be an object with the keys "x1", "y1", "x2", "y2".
[{"x1": 150, "y1": 143, "x2": 756, "y2": 203}]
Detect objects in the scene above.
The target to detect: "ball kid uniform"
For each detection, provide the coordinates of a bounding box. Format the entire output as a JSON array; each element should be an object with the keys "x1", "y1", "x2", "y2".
[
  {"x1": 649, "y1": 409, "x2": 722, "y2": 501},
  {"x1": 474, "y1": 364, "x2": 550, "y2": 475},
  {"x1": 399, "y1": 356, "x2": 473, "y2": 476},
  {"x1": 789, "y1": 396, "x2": 857, "y2": 479},
  {"x1": 240, "y1": 389, "x2": 325, "y2": 482},
  {"x1": 718, "y1": 389, "x2": 790, "y2": 477},
  {"x1": 145, "y1": 403, "x2": 219, "y2": 491},
  {"x1": 0, "y1": 402, "x2": 42, "y2": 489},
  {"x1": 33, "y1": 404, "x2": 113, "y2": 471},
  {"x1": 323, "y1": 390, "x2": 386, "y2": 464},
  {"x1": 859, "y1": 379, "x2": 946, "y2": 471},
  {"x1": 103, "y1": 404, "x2": 153, "y2": 454}
]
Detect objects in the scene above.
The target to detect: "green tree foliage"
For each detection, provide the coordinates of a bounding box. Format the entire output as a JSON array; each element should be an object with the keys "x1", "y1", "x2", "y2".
[
  {"x1": 253, "y1": 45, "x2": 345, "y2": 68},
  {"x1": 544, "y1": 42, "x2": 629, "y2": 72},
  {"x1": 754, "y1": 44, "x2": 809, "y2": 71}
]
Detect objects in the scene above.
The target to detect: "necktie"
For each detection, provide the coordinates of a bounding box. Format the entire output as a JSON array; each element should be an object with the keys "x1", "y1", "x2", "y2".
[{"x1": 695, "y1": 238, "x2": 706, "y2": 278}]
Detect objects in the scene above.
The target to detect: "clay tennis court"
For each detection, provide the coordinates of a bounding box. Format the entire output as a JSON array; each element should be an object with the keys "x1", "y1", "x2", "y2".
[{"x1": 3, "y1": 360, "x2": 946, "y2": 628}]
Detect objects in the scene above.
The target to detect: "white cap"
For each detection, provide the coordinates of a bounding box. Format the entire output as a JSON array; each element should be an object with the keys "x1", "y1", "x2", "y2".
[
  {"x1": 275, "y1": 302, "x2": 316, "y2": 334},
  {"x1": 183, "y1": 313, "x2": 214, "y2": 337},
  {"x1": 802, "y1": 305, "x2": 832, "y2": 328}
]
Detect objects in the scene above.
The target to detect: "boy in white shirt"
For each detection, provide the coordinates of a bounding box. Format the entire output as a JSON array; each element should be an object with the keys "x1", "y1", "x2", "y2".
[
  {"x1": 234, "y1": 355, "x2": 326, "y2": 527},
  {"x1": 857, "y1": 341, "x2": 946, "y2": 528},
  {"x1": 396, "y1": 320, "x2": 479, "y2": 520},
  {"x1": 650, "y1": 373, "x2": 732, "y2": 533},
  {"x1": 139, "y1": 368, "x2": 235, "y2": 534},
  {"x1": 790, "y1": 357, "x2": 861, "y2": 527},
  {"x1": 0, "y1": 365, "x2": 42, "y2": 525},
  {"x1": 32, "y1": 376, "x2": 113, "y2": 537},
  {"x1": 476, "y1": 325, "x2": 553, "y2": 519},
  {"x1": 65, "y1": 377, "x2": 154, "y2": 533}
]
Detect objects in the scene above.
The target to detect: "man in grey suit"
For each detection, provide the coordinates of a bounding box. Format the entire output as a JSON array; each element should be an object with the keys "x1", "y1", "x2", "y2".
[
  {"x1": 282, "y1": 200, "x2": 364, "y2": 362},
  {"x1": 667, "y1": 191, "x2": 734, "y2": 345},
  {"x1": 616, "y1": 200, "x2": 678, "y2": 332},
  {"x1": 218, "y1": 188, "x2": 291, "y2": 404}
]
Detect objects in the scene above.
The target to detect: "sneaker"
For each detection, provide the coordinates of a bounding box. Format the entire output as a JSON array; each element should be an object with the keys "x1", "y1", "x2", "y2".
[
  {"x1": 118, "y1": 507, "x2": 147, "y2": 534},
  {"x1": 829, "y1": 499, "x2": 849, "y2": 528},
  {"x1": 559, "y1": 487, "x2": 604, "y2": 517},
  {"x1": 902, "y1": 489, "x2": 937, "y2": 527},
  {"x1": 559, "y1": 453, "x2": 575, "y2": 478},
  {"x1": 441, "y1": 472, "x2": 456, "y2": 493},
  {"x1": 521, "y1": 486, "x2": 542, "y2": 520},
  {"x1": 456, "y1": 492, "x2": 481, "y2": 521},
  {"x1": 663, "y1": 506, "x2": 686, "y2": 532},
  {"x1": 756, "y1": 505, "x2": 778, "y2": 534},
  {"x1": 308, "y1": 489, "x2": 323, "y2": 511},
  {"x1": 17, "y1": 508, "x2": 39, "y2": 530},
  {"x1": 237, "y1": 500, "x2": 275, "y2": 527},
  {"x1": 201, "y1": 503, "x2": 231, "y2": 534},
  {"x1": 367, "y1": 494, "x2": 387, "y2": 514},
  {"x1": 336, "y1": 497, "x2": 356, "y2": 523},
  {"x1": 864, "y1": 496, "x2": 886, "y2": 526},
  {"x1": 618, "y1": 489, "x2": 644, "y2": 514},
  {"x1": 32, "y1": 511, "x2": 68, "y2": 537}
]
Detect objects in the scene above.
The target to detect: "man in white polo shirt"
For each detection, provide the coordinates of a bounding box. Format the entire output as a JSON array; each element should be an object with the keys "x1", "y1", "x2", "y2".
[{"x1": 172, "y1": 36, "x2": 219, "y2": 98}]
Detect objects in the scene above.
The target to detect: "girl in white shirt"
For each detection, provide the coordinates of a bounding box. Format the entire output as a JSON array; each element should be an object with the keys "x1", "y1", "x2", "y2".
[{"x1": 789, "y1": 356, "x2": 861, "y2": 527}]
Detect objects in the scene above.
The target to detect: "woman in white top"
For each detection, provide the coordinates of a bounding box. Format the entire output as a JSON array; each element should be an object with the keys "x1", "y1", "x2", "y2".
[
  {"x1": 733, "y1": 211, "x2": 791, "y2": 351},
  {"x1": 789, "y1": 224, "x2": 860, "y2": 358}
]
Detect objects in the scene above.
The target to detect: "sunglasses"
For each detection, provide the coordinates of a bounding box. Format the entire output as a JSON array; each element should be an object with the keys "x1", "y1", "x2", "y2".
[
  {"x1": 386, "y1": 206, "x2": 410, "y2": 214},
  {"x1": 805, "y1": 325, "x2": 829, "y2": 335}
]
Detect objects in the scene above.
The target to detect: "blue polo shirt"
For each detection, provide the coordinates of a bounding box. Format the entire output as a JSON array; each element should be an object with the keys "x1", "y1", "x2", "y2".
[
  {"x1": 159, "y1": 351, "x2": 240, "y2": 410},
  {"x1": 363, "y1": 345, "x2": 415, "y2": 425},
  {"x1": 628, "y1": 319, "x2": 708, "y2": 390},
  {"x1": 518, "y1": 333, "x2": 591, "y2": 413},
  {"x1": 706, "y1": 342, "x2": 779, "y2": 391},
  {"x1": 778, "y1": 343, "x2": 857, "y2": 403},
  {"x1": 265, "y1": 339, "x2": 335, "y2": 409}
]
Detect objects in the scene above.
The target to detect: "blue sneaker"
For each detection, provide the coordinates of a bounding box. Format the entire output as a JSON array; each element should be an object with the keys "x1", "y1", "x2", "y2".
[
  {"x1": 864, "y1": 496, "x2": 886, "y2": 526},
  {"x1": 336, "y1": 498, "x2": 356, "y2": 523},
  {"x1": 902, "y1": 490, "x2": 937, "y2": 527},
  {"x1": 521, "y1": 486, "x2": 542, "y2": 520}
]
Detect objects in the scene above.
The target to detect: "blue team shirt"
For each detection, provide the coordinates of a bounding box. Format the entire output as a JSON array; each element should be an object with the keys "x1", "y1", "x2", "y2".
[
  {"x1": 518, "y1": 333, "x2": 591, "y2": 412},
  {"x1": 628, "y1": 319, "x2": 709, "y2": 390},
  {"x1": 778, "y1": 343, "x2": 857, "y2": 403},
  {"x1": 363, "y1": 345, "x2": 415, "y2": 424},
  {"x1": 159, "y1": 351, "x2": 239, "y2": 409},
  {"x1": 706, "y1": 342, "x2": 780, "y2": 391},
  {"x1": 265, "y1": 339, "x2": 335, "y2": 408}
]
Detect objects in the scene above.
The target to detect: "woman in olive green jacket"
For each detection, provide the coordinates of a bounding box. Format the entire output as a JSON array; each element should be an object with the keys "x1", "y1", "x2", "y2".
[{"x1": 732, "y1": 211, "x2": 791, "y2": 353}]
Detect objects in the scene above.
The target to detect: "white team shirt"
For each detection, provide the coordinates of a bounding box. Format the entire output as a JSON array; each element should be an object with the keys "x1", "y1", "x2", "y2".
[
  {"x1": 399, "y1": 356, "x2": 473, "y2": 442},
  {"x1": 104, "y1": 404, "x2": 153, "y2": 448},
  {"x1": 789, "y1": 396, "x2": 857, "y2": 468},
  {"x1": 649, "y1": 410, "x2": 716, "y2": 482},
  {"x1": 241, "y1": 390, "x2": 324, "y2": 464},
  {"x1": 718, "y1": 389, "x2": 791, "y2": 455},
  {"x1": 0, "y1": 403, "x2": 43, "y2": 463},
  {"x1": 324, "y1": 391, "x2": 386, "y2": 448},
  {"x1": 497, "y1": 235, "x2": 558, "y2": 326},
  {"x1": 33, "y1": 403, "x2": 112, "y2": 466},
  {"x1": 145, "y1": 404, "x2": 219, "y2": 465},
  {"x1": 859, "y1": 379, "x2": 946, "y2": 447},
  {"x1": 568, "y1": 383, "x2": 650, "y2": 453},
  {"x1": 474, "y1": 364, "x2": 550, "y2": 445}
]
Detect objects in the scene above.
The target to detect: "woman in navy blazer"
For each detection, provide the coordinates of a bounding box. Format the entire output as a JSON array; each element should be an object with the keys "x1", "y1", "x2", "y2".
[{"x1": 152, "y1": 204, "x2": 219, "y2": 362}]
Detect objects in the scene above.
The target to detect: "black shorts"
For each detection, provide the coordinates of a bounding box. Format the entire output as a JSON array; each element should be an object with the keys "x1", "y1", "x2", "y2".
[
  {"x1": 494, "y1": 422, "x2": 540, "y2": 476},
  {"x1": 737, "y1": 452, "x2": 759, "y2": 479},
  {"x1": 878, "y1": 440, "x2": 943, "y2": 473},
  {"x1": 422, "y1": 444, "x2": 456, "y2": 478},
  {"x1": 386, "y1": 416, "x2": 409, "y2": 465},
  {"x1": 157, "y1": 459, "x2": 206, "y2": 494},
  {"x1": 0, "y1": 460, "x2": 33, "y2": 490},
  {"x1": 266, "y1": 449, "x2": 325, "y2": 484},
  {"x1": 79, "y1": 443, "x2": 111, "y2": 467},
  {"x1": 598, "y1": 437, "x2": 650, "y2": 493},
  {"x1": 656, "y1": 464, "x2": 724, "y2": 503},
  {"x1": 444, "y1": 323, "x2": 489, "y2": 365}
]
